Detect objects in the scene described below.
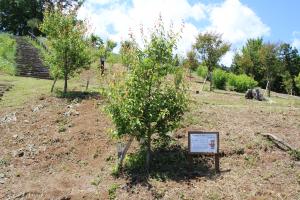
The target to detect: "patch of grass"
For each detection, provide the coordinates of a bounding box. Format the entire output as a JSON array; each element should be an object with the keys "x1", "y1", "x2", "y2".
[
  {"x1": 0, "y1": 74, "x2": 100, "y2": 108},
  {"x1": 289, "y1": 149, "x2": 300, "y2": 161},
  {"x1": 111, "y1": 165, "x2": 121, "y2": 178},
  {"x1": 0, "y1": 33, "x2": 16, "y2": 75},
  {"x1": 0, "y1": 157, "x2": 10, "y2": 167},
  {"x1": 108, "y1": 183, "x2": 119, "y2": 200},
  {"x1": 244, "y1": 154, "x2": 259, "y2": 167},
  {"x1": 205, "y1": 191, "x2": 221, "y2": 200},
  {"x1": 91, "y1": 175, "x2": 102, "y2": 186},
  {"x1": 57, "y1": 117, "x2": 68, "y2": 133},
  {"x1": 151, "y1": 188, "x2": 166, "y2": 199},
  {"x1": 0, "y1": 75, "x2": 51, "y2": 108},
  {"x1": 58, "y1": 126, "x2": 67, "y2": 133}
]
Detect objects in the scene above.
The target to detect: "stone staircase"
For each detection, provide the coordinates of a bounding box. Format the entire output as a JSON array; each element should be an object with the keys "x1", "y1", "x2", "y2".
[{"x1": 15, "y1": 37, "x2": 51, "y2": 79}]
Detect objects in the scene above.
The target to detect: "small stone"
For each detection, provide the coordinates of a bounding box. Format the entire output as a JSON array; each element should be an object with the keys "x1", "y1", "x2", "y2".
[
  {"x1": 13, "y1": 149, "x2": 24, "y2": 157},
  {"x1": 63, "y1": 109, "x2": 79, "y2": 117},
  {"x1": 32, "y1": 104, "x2": 44, "y2": 112},
  {"x1": 0, "y1": 179, "x2": 5, "y2": 184},
  {"x1": 0, "y1": 112, "x2": 17, "y2": 124},
  {"x1": 24, "y1": 120, "x2": 29, "y2": 123},
  {"x1": 13, "y1": 134, "x2": 18, "y2": 139},
  {"x1": 0, "y1": 173, "x2": 5, "y2": 178},
  {"x1": 39, "y1": 96, "x2": 45, "y2": 100}
]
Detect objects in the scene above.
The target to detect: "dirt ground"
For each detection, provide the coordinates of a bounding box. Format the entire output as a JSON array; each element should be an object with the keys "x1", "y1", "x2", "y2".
[{"x1": 0, "y1": 76, "x2": 300, "y2": 200}]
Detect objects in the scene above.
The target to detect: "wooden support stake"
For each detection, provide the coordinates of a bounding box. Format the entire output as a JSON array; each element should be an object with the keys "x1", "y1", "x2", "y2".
[
  {"x1": 214, "y1": 154, "x2": 220, "y2": 173},
  {"x1": 201, "y1": 75, "x2": 208, "y2": 91},
  {"x1": 118, "y1": 136, "x2": 134, "y2": 170}
]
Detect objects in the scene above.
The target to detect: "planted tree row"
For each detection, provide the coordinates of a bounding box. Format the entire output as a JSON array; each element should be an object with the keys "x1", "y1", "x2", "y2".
[{"x1": 185, "y1": 33, "x2": 300, "y2": 97}]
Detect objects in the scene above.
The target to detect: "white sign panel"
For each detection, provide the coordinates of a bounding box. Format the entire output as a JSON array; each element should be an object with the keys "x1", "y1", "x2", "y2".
[{"x1": 189, "y1": 133, "x2": 218, "y2": 153}]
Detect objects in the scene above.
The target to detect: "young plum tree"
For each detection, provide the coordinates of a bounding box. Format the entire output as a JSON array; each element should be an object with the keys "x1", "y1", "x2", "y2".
[
  {"x1": 40, "y1": 9, "x2": 91, "y2": 94},
  {"x1": 107, "y1": 19, "x2": 188, "y2": 172}
]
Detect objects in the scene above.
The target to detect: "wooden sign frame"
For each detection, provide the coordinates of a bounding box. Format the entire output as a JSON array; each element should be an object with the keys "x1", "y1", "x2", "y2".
[{"x1": 188, "y1": 131, "x2": 220, "y2": 172}]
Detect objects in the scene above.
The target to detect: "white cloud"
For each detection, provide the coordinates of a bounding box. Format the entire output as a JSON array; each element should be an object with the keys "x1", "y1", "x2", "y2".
[
  {"x1": 78, "y1": 0, "x2": 206, "y2": 53},
  {"x1": 206, "y1": 0, "x2": 270, "y2": 44},
  {"x1": 78, "y1": 0, "x2": 271, "y2": 66},
  {"x1": 292, "y1": 38, "x2": 300, "y2": 49},
  {"x1": 203, "y1": 0, "x2": 270, "y2": 66},
  {"x1": 221, "y1": 51, "x2": 235, "y2": 67},
  {"x1": 292, "y1": 31, "x2": 300, "y2": 50}
]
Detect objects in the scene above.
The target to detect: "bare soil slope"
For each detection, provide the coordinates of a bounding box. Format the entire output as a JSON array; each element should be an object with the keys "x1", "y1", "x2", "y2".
[{"x1": 0, "y1": 74, "x2": 299, "y2": 200}]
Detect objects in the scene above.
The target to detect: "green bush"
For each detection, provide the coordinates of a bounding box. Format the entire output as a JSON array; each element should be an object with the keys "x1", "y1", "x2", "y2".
[
  {"x1": 196, "y1": 65, "x2": 208, "y2": 78},
  {"x1": 0, "y1": 33, "x2": 16, "y2": 75},
  {"x1": 296, "y1": 73, "x2": 300, "y2": 89},
  {"x1": 212, "y1": 68, "x2": 228, "y2": 90},
  {"x1": 228, "y1": 73, "x2": 258, "y2": 92}
]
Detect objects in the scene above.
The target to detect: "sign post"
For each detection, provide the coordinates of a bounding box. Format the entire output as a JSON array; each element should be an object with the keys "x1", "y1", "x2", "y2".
[{"x1": 188, "y1": 131, "x2": 220, "y2": 172}]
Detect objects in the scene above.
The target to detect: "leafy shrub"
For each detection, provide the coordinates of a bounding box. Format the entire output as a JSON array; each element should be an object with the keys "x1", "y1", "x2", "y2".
[
  {"x1": 212, "y1": 68, "x2": 228, "y2": 90},
  {"x1": 296, "y1": 73, "x2": 300, "y2": 89},
  {"x1": 289, "y1": 149, "x2": 300, "y2": 161},
  {"x1": 0, "y1": 33, "x2": 16, "y2": 75},
  {"x1": 197, "y1": 65, "x2": 208, "y2": 78},
  {"x1": 108, "y1": 183, "x2": 119, "y2": 200},
  {"x1": 228, "y1": 73, "x2": 258, "y2": 92}
]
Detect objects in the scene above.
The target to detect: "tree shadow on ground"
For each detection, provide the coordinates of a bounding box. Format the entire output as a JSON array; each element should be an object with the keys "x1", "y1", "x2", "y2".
[
  {"x1": 55, "y1": 90, "x2": 101, "y2": 101},
  {"x1": 121, "y1": 144, "x2": 227, "y2": 188}
]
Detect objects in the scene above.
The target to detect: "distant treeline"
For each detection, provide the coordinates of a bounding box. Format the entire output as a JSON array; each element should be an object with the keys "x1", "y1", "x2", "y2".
[
  {"x1": 184, "y1": 37, "x2": 300, "y2": 96},
  {"x1": 0, "y1": 0, "x2": 84, "y2": 36}
]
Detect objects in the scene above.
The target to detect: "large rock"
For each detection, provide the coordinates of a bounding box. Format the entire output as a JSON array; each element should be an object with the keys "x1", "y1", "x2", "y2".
[{"x1": 245, "y1": 89, "x2": 265, "y2": 101}]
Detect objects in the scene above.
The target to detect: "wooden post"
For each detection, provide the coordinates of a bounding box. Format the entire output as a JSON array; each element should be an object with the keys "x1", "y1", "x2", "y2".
[
  {"x1": 201, "y1": 75, "x2": 208, "y2": 91},
  {"x1": 215, "y1": 132, "x2": 220, "y2": 172},
  {"x1": 214, "y1": 154, "x2": 220, "y2": 172}
]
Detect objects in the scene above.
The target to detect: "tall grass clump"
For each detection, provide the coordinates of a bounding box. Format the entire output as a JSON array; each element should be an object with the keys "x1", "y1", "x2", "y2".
[
  {"x1": 0, "y1": 33, "x2": 16, "y2": 75},
  {"x1": 228, "y1": 73, "x2": 258, "y2": 92}
]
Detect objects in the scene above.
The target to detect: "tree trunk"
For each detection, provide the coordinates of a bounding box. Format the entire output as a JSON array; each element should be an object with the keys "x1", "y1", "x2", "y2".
[
  {"x1": 202, "y1": 74, "x2": 208, "y2": 91},
  {"x1": 85, "y1": 78, "x2": 90, "y2": 91},
  {"x1": 266, "y1": 80, "x2": 270, "y2": 97},
  {"x1": 63, "y1": 72, "x2": 68, "y2": 94},
  {"x1": 209, "y1": 70, "x2": 213, "y2": 91},
  {"x1": 50, "y1": 77, "x2": 57, "y2": 93},
  {"x1": 146, "y1": 131, "x2": 151, "y2": 173}
]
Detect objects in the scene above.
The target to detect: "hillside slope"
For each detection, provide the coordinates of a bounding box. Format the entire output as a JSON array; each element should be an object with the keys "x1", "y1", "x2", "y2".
[{"x1": 0, "y1": 72, "x2": 299, "y2": 199}]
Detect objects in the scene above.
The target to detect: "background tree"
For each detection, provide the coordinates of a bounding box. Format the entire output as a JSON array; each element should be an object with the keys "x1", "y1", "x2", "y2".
[
  {"x1": 120, "y1": 40, "x2": 138, "y2": 70},
  {"x1": 99, "y1": 40, "x2": 117, "y2": 61},
  {"x1": 0, "y1": 0, "x2": 44, "y2": 35},
  {"x1": 90, "y1": 34, "x2": 103, "y2": 48},
  {"x1": 296, "y1": 73, "x2": 300, "y2": 90},
  {"x1": 184, "y1": 50, "x2": 199, "y2": 77},
  {"x1": 0, "y1": 0, "x2": 84, "y2": 35},
  {"x1": 193, "y1": 32, "x2": 230, "y2": 91},
  {"x1": 40, "y1": 9, "x2": 91, "y2": 94},
  {"x1": 279, "y1": 43, "x2": 300, "y2": 95},
  {"x1": 258, "y1": 43, "x2": 282, "y2": 97},
  {"x1": 107, "y1": 19, "x2": 187, "y2": 172},
  {"x1": 231, "y1": 38, "x2": 264, "y2": 82}
]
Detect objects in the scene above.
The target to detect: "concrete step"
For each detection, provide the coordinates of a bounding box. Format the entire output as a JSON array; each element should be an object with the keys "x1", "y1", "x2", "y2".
[{"x1": 15, "y1": 37, "x2": 51, "y2": 79}]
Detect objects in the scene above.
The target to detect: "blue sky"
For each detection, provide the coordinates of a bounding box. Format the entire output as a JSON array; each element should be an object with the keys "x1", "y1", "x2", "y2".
[
  {"x1": 240, "y1": 0, "x2": 300, "y2": 43},
  {"x1": 78, "y1": 0, "x2": 300, "y2": 66}
]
